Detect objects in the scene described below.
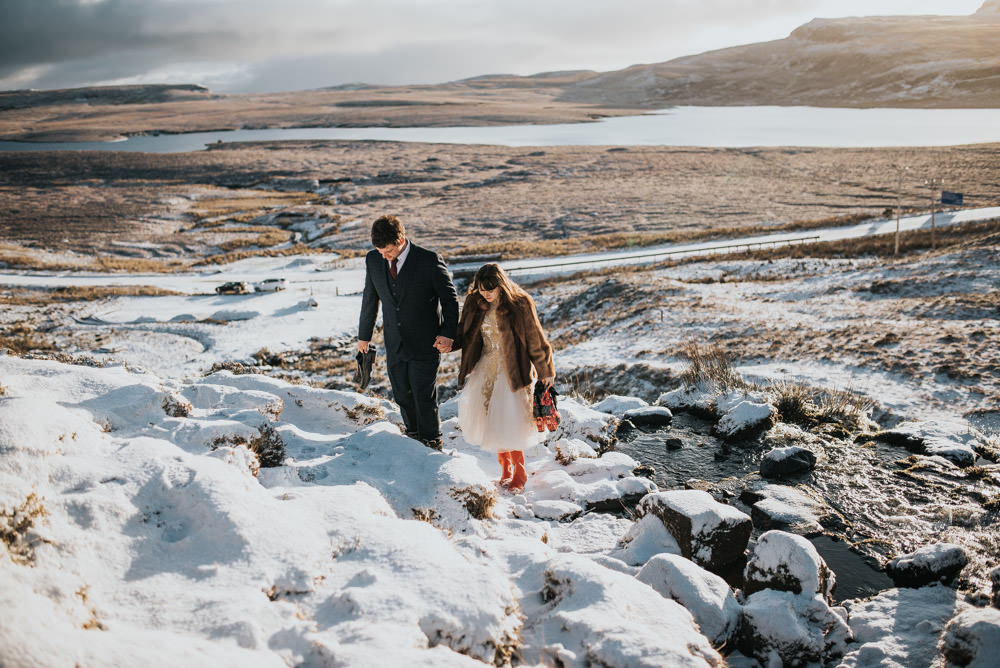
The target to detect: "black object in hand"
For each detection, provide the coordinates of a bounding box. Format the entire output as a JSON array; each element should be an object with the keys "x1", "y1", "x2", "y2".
[{"x1": 354, "y1": 346, "x2": 377, "y2": 389}]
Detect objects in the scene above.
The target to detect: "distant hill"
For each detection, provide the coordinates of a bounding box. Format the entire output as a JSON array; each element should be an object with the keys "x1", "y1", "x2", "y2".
[{"x1": 558, "y1": 1, "x2": 1000, "y2": 108}]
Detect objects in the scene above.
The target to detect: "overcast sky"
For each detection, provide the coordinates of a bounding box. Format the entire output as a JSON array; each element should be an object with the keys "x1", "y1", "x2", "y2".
[{"x1": 0, "y1": 0, "x2": 987, "y2": 93}]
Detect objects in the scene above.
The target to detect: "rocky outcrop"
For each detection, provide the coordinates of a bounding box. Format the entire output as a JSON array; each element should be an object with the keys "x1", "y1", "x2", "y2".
[
  {"x1": 743, "y1": 530, "x2": 836, "y2": 603},
  {"x1": 739, "y1": 589, "x2": 852, "y2": 667},
  {"x1": 885, "y1": 543, "x2": 969, "y2": 588},
  {"x1": 940, "y1": 607, "x2": 1000, "y2": 667},
  {"x1": 759, "y1": 446, "x2": 817, "y2": 478},
  {"x1": 636, "y1": 553, "x2": 742, "y2": 648},
  {"x1": 638, "y1": 490, "x2": 751, "y2": 573}
]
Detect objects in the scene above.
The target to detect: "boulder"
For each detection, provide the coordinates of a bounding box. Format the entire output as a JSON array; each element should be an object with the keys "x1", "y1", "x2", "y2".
[
  {"x1": 637, "y1": 553, "x2": 742, "y2": 648},
  {"x1": 742, "y1": 485, "x2": 826, "y2": 535},
  {"x1": 744, "y1": 530, "x2": 836, "y2": 603},
  {"x1": 885, "y1": 542, "x2": 968, "y2": 588},
  {"x1": 593, "y1": 395, "x2": 649, "y2": 415},
  {"x1": 714, "y1": 399, "x2": 776, "y2": 442},
  {"x1": 759, "y1": 446, "x2": 817, "y2": 478},
  {"x1": 658, "y1": 385, "x2": 715, "y2": 417},
  {"x1": 610, "y1": 514, "x2": 683, "y2": 567},
  {"x1": 623, "y1": 406, "x2": 673, "y2": 428},
  {"x1": 638, "y1": 490, "x2": 752, "y2": 572},
  {"x1": 740, "y1": 589, "x2": 852, "y2": 667},
  {"x1": 941, "y1": 607, "x2": 1000, "y2": 668}
]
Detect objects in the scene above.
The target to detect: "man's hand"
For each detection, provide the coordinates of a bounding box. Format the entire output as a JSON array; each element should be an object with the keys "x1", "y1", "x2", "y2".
[
  {"x1": 541, "y1": 376, "x2": 555, "y2": 389},
  {"x1": 358, "y1": 340, "x2": 370, "y2": 354},
  {"x1": 433, "y1": 336, "x2": 453, "y2": 353}
]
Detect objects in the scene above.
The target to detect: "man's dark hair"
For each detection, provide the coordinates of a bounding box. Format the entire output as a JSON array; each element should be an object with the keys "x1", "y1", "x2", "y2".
[{"x1": 371, "y1": 215, "x2": 405, "y2": 248}]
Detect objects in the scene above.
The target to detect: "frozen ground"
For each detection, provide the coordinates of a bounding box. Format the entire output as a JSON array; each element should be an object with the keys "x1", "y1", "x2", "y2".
[{"x1": 2, "y1": 215, "x2": 999, "y2": 666}]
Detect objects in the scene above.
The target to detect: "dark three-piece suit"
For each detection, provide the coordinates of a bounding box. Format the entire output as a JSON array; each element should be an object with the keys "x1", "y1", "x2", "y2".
[{"x1": 358, "y1": 242, "x2": 459, "y2": 442}]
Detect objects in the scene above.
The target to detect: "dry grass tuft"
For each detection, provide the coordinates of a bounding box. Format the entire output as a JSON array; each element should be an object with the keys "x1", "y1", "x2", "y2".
[
  {"x1": 161, "y1": 394, "x2": 192, "y2": 418},
  {"x1": 0, "y1": 322, "x2": 56, "y2": 354},
  {"x1": 769, "y1": 381, "x2": 875, "y2": 433},
  {"x1": 450, "y1": 486, "x2": 497, "y2": 520},
  {"x1": 1, "y1": 493, "x2": 49, "y2": 565},
  {"x1": 679, "y1": 341, "x2": 754, "y2": 393},
  {"x1": 412, "y1": 507, "x2": 440, "y2": 524},
  {"x1": 344, "y1": 401, "x2": 386, "y2": 425}
]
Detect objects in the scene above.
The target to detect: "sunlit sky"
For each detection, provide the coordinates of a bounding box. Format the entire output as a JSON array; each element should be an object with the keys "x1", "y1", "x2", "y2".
[{"x1": 0, "y1": 0, "x2": 988, "y2": 93}]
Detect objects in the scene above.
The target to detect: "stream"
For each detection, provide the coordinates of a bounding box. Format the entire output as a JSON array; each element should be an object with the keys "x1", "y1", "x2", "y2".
[{"x1": 615, "y1": 412, "x2": 998, "y2": 602}]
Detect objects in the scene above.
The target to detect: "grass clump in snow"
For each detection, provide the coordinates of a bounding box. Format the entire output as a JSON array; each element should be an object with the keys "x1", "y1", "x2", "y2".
[
  {"x1": 1, "y1": 493, "x2": 48, "y2": 565},
  {"x1": 679, "y1": 341, "x2": 754, "y2": 393},
  {"x1": 0, "y1": 382, "x2": 6, "y2": 396},
  {"x1": 205, "y1": 361, "x2": 262, "y2": 375},
  {"x1": 161, "y1": 393, "x2": 192, "y2": 418},
  {"x1": 0, "y1": 322, "x2": 56, "y2": 355},
  {"x1": 769, "y1": 381, "x2": 875, "y2": 434},
  {"x1": 450, "y1": 486, "x2": 497, "y2": 520},
  {"x1": 344, "y1": 401, "x2": 386, "y2": 425}
]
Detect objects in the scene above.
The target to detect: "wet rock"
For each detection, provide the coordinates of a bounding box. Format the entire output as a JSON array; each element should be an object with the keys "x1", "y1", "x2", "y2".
[
  {"x1": 739, "y1": 589, "x2": 852, "y2": 667},
  {"x1": 714, "y1": 397, "x2": 777, "y2": 442},
  {"x1": 623, "y1": 406, "x2": 673, "y2": 428},
  {"x1": 742, "y1": 484, "x2": 826, "y2": 535},
  {"x1": 638, "y1": 490, "x2": 752, "y2": 573},
  {"x1": 637, "y1": 553, "x2": 742, "y2": 648},
  {"x1": 864, "y1": 420, "x2": 979, "y2": 467},
  {"x1": 664, "y1": 437, "x2": 684, "y2": 450},
  {"x1": 940, "y1": 607, "x2": 1000, "y2": 667},
  {"x1": 760, "y1": 446, "x2": 817, "y2": 478},
  {"x1": 744, "y1": 530, "x2": 837, "y2": 603},
  {"x1": 992, "y1": 566, "x2": 1000, "y2": 609},
  {"x1": 885, "y1": 543, "x2": 968, "y2": 588}
]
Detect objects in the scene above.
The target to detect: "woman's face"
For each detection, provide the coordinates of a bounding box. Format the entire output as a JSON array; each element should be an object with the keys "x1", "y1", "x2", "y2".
[{"x1": 478, "y1": 285, "x2": 499, "y2": 303}]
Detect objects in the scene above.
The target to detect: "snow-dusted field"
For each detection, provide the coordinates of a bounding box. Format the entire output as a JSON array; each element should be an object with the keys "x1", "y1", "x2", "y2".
[{"x1": 3, "y1": 222, "x2": 1000, "y2": 666}]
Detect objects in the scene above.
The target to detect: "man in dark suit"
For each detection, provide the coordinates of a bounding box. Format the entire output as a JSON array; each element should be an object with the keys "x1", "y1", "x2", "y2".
[{"x1": 358, "y1": 215, "x2": 459, "y2": 449}]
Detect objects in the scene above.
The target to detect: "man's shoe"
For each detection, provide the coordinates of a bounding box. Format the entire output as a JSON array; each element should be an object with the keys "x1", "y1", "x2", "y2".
[{"x1": 421, "y1": 437, "x2": 443, "y2": 451}]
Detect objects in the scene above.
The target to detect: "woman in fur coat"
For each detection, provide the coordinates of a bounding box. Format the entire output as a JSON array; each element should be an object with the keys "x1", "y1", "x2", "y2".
[{"x1": 452, "y1": 264, "x2": 555, "y2": 493}]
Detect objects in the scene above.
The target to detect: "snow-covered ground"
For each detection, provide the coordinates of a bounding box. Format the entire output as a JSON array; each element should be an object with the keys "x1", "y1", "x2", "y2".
[{"x1": 3, "y1": 213, "x2": 999, "y2": 666}]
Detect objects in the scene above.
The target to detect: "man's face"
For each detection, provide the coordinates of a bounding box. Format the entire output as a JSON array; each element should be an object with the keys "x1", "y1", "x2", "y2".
[{"x1": 376, "y1": 238, "x2": 406, "y2": 261}]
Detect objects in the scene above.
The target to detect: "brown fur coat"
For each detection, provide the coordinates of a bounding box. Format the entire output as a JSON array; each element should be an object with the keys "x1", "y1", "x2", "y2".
[{"x1": 453, "y1": 292, "x2": 554, "y2": 390}]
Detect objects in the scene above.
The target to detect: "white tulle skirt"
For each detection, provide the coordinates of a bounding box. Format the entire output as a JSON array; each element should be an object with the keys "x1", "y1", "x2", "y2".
[{"x1": 458, "y1": 355, "x2": 540, "y2": 453}]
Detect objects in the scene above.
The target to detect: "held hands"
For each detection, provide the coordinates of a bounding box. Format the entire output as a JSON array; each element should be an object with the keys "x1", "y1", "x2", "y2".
[
  {"x1": 433, "y1": 336, "x2": 453, "y2": 353},
  {"x1": 358, "y1": 340, "x2": 370, "y2": 354},
  {"x1": 541, "y1": 376, "x2": 555, "y2": 389}
]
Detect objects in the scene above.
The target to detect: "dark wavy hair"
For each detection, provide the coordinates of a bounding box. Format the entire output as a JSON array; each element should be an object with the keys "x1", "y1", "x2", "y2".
[{"x1": 468, "y1": 263, "x2": 528, "y2": 307}]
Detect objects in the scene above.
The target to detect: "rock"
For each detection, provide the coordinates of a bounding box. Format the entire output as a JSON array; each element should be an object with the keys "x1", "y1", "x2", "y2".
[
  {"x1": 658, "y1": 385, "x2": 715, "y2": 417},
  {"x1": 609, "y1": 514, "x2": 683, "y2": 567},
  {"x1": 637, "y1": 553, "x2": 742, "y2": 648},
  {"x1": 941, "y1": 607, "x2": 1000, "y2": 668},
  {"x1": 759, "y1": 446, "x2": 817, "y2": 478},
  {"x1": 739, "y1": 589, "x2": 852, "y2": 667},
  {"x1": 885, "y1": 542, "x2": 968, "y2": 588},
  {"x1": 744, "y1": 530, "x2": 836, "y2": 603},
  {"x1": 869, "y1": 419, "x2": 980, "y2": 467},
  {"x1": 992, "y1": 566, "x2": 1000, "y2": 609},
  {"x1": 664, "y1": 437, "x2": 684, "y2": 450},
  {"x1": 714, "y1": 399, "x2": 776, "y2": 442},
  {"x1": 638, "y1": 490, "x2": 752, "y2": 573},
  {"x1": 593, "y1": 395, "x2": 649, "y2": 415},
  {"x1": 623, "y1": 406, "x2": 673, "y2": 428},
  {"x1": 743, "y1": 484, "x2": 826, "y2": 535}
]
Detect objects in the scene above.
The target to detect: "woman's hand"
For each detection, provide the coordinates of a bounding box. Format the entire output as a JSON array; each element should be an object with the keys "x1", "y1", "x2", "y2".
[{"x1": 541, "y1": 376, "x2": 555, "y2": 389}]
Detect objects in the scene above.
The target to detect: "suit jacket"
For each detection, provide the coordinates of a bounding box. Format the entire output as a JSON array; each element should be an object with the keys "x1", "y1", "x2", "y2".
[
  {"x1": 454, "y1": 292, "x2": 554, "y2": 391},
  {"x1": 358, "y1": 242, "x2": 459, "y2": 362}
]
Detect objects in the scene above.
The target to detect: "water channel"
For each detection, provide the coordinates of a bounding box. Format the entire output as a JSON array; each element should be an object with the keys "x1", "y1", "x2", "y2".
[
  {"x1": 615, "y1": 413, "x2": 995, "y2": 603},
  {"x1": 3, "y1": 106, "x2": 1000, "y2": 152}
]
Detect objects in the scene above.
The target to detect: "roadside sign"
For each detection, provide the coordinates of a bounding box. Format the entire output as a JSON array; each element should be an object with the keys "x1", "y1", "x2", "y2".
[{"x1": 941, "y1": 191, "x2": 964, "y2": 205}]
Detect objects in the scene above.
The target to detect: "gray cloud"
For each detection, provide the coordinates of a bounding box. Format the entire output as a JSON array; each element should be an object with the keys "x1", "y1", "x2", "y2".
[{"x1": 0, "y1": 0, "x2": 985, "y2": 93}]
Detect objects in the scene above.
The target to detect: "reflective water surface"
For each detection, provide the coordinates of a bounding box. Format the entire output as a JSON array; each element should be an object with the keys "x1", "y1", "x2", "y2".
[
  {"x1": 617, "y1": 412, "x2": 999, "y2": 600},
  {"x1": 3, "y1": 106, "x2": 1000, "y2": 152}
]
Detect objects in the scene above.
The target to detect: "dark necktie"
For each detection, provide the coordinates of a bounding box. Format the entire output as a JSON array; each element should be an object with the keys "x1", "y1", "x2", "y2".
[{"x1": 390, "y1": 258, "x2": 398, "y2": 279}]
